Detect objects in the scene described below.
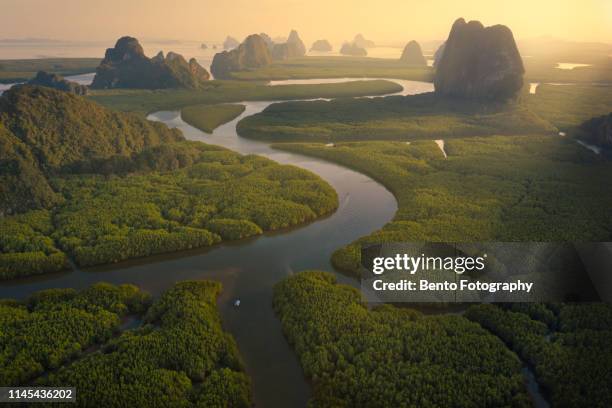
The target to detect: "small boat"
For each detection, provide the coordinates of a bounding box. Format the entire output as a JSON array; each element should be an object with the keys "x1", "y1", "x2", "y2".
[{"x1": 234, "y1": 299, "x2": 241, "y2": 307}]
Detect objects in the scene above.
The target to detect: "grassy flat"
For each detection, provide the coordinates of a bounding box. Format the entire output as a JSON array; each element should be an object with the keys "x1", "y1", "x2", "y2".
[
  {"x1": 523, "y1": 56, "x2": 612, "y2": 83},
  {"x1": 89, "y1": 79, "x2": 402, "y2": 113},
  {"x1": 181, "y1": 103, "x2": 246, "y2": 133},
  {"x1": 238, "y1": 93, "x2": 557, "y2": 142},
  {"x1": 274, "y1": 137, "x2": 612, "y2": 274},
  {"x1": 526, "y1": 83, "x2": 612, "y2": 129},
  {"x1": 0, "y1": 58, "x2": 100, "y2": 83},
  {"x1": 230, "y1": 56, "x2": 434, "y2": 81},
  {"x1": 226, "y1": 55, "x2": 612, "y2": 84}
]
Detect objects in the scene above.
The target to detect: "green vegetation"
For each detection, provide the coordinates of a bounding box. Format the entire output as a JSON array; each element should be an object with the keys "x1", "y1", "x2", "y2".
[
  {"x1": 0, "y1": 282, "x2": 150, "y2": 385},
  {"x1": 181, "y1": 103, "x2": 246, "y2": 133},
  {"x1": 226, "y1": 54, "x2": 612, "y2": 84},
  {"x1": 524, "y1": 56, "x2": 612, "y2": 84},
  {"x1": 0, "y1": 121, "x2": 62, "y2": 214},
  {"x1": 1, "y1": 141, "x2": 337, "y2": 277},
  {"x1": 238, "y1": 93, "x2": 556, "y2": 142},
  {"x1": 526, "y1": 83, "x2": 612, "y2": 130},
  {"x1": 274, "y1": 271, "x2": 532, "y2": 407},
  {"x1": 89, "y1": 79, "x2": 402, "y2": 113},
  {"x1": 0, "y1": 85, "x2": 182, "y2": 214},
  {"x1": 1, "y1": 281, "x2": 252, "y2": 407},
  {"x1": 0, "y1": 86, "x2": 337, "y2": 278},
  {"x1": 274, "y1": 137, "x2": 612, "y2": 274},
  {"x1": 0, "y1": 58, "x2": 99, "y2": 84},
  {"x1": 0, "y1": 210, "x2": 67, "y2": 279},
  {"x1": 229, "y1": 56, "x2": 434, "y2": 81},
  {"x1": 466, "y1": 303, "x2": 612, "y2": 407}
]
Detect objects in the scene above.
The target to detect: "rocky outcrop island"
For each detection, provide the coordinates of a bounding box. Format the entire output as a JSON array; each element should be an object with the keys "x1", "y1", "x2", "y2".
[
  {"x1": 272, "y1": 30, "x2": 307, "y2": 60},
  {"x1": 26, "y1": 71, "x2": 88, "y2": 95},
  {"x1": 223, "y1": 36, "x2": 240, "y2": 49},
  {"x1": 90, "y1": 37, "x2": 210, "y2": 89},
  {"x1": 340, "y1": 42, "x2": 367, "y2": 56},
  {"x1": 353, "y1": 34, "x2": 375, "y2": 48},
  {"x1": 433, "y1": 42, "x2": 446, "y2": 67},
  {"x1": 211, "y1": 34, "x2": 272, "y2": 79},
  {"x1": 399, "y1": 40, "x2": 427, "y2": 65},
  {"x1": 310, "y1": 40, "x2": 333, "y2": 52},
  {"x1": 434, "y1": 18, "x2": 524, "y2": 100}
]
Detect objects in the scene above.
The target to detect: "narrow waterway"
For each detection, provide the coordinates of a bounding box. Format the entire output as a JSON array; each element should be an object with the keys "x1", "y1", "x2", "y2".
[
  {"x1": 0, "y1": 78, "x2": 552, "y2": 407},
  {"x1": 0, "y1": 79, "x2": 439, "y2": 407}
]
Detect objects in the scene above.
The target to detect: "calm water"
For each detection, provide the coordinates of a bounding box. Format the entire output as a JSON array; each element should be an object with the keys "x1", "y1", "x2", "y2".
[
  {"x1": 0, "y1": 79, "x2": 445, "y2": 407},
  {"x1": 556, "y1": 62, "x2": 591, "y2": 70},
  {"x1": 0, "y1": 75, "x2": 553, "y2": 406}
]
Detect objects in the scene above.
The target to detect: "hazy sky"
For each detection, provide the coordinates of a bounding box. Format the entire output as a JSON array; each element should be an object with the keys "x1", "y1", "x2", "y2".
[{"x1": 1, "y1": 0, "x2": 611, "y2": 44}]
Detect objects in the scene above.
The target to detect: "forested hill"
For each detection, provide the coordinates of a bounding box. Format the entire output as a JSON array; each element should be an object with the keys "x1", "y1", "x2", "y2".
[
  {"x1": 0, "y1": 121, "x2": 59, "y2": 215},
  {"x1": 0, "y1": 85, "x2": 183, "y2": 215}
]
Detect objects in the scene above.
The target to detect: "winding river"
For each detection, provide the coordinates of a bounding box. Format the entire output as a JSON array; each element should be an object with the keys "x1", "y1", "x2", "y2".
[
  {"x1": 0, "y1": 77, "x2": 552, "y2": 407},
  {"x1": 0, "y1": 78, "x2": 437, "y2": 407}
]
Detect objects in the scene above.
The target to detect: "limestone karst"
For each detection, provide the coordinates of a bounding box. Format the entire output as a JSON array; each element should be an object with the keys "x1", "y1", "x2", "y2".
[
  {"x1": 434, "y1": 18, "x2": 524, "y2": 100},
  {"x1": 353, "y1": 34, "x2": 375, "y2": 48},
  {"x1": 211, "y1": 34, "x2": 272, "y2": 79},
  {"x1": 399, "y1": 40, "x2": 427, "y2": 65},
  {"x1": 310, "y1": 40, "x2": 333, "y2": 52},
  {"x1": 90, "y1": 37, "x2": 210, "y2": 89},
  {"x1": 340, "y1": 42, "x2": 367, "y2": 56},
  {"x1": 223, "y1": 36, "x2": 240, "y2": 49}
]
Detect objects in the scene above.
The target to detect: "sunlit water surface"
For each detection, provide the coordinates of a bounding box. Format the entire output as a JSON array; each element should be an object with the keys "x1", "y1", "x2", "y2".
[{"x1": 0, "y1": 78, "x2": 443, "y2": 408}]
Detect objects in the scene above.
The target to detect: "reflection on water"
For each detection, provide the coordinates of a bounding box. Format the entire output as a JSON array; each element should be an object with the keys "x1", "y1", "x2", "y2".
[
  {"x1": 0, "y1": 78, "x2": 437, "y2": 408},
  {"x1": 529, "y1": 82, "x2": 540, "y2": 94},
  {"x1": 556, "y1": 62, "x2": 591, "y2": 70},
  {"x1": 269, "y1": 77, "x2": 434, "y2": 96},
  {"x1": 434, "y1": 139, "x2": 447, "y2": 158}
]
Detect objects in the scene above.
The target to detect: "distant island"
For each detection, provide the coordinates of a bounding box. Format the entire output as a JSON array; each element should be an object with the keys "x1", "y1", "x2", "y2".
[
  {"x1": 340, "y1": 42, "x2": 367, "y2": 56},
  {"x1": 272, "y1": 30, "x2": 306, "y2": 60},
  {"x1": 223, "y1": 36, "x2": 239, "y2": 49},
  {"x1": 310, "y1": 39, "x2": 333, "y2": 52},
  {"x1": 399, "y1": 40, "x2": 427, "y2": 65},
  {"x1": 259, "y1": 32, "x2": 275, "y2": 50},
  {"x1": 211, "y1": 30, "x2": 308, "y2": 78},
  {"x1": 26, "y1": 71, "x2": 88, "y2": 95},
  {"x1": 211, "y1": 34, "x2": 272, "y2": 79},
  {"x1": 434, "y1": 18, "x2": 524, "y2": 100},
  {"x1": 90, "y1": 36, "x2": 210, "y2": 90},
  {"x1": 353, "y1": 33, "x2": 375, "y2": 48}
]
